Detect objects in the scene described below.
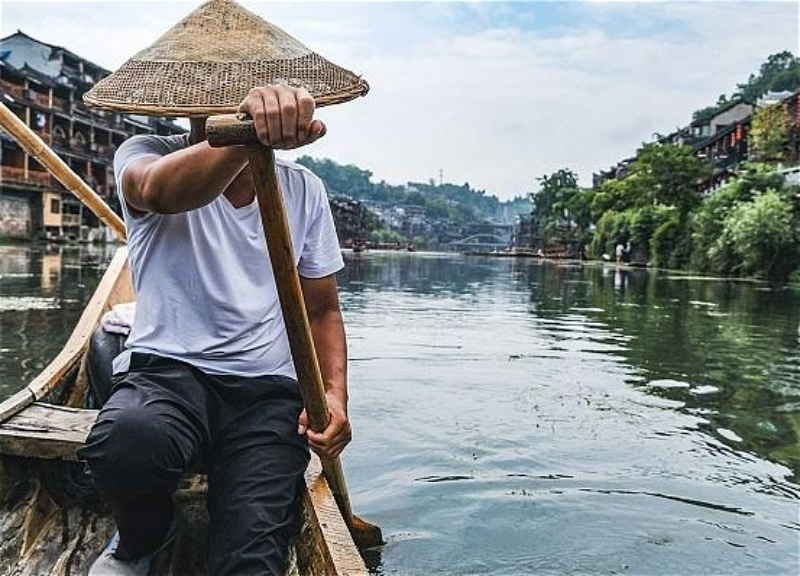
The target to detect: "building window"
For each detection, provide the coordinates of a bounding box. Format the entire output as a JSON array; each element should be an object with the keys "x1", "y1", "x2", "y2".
[{"x1": 50, "y1": 198, "x2": 60, "y2": 214}]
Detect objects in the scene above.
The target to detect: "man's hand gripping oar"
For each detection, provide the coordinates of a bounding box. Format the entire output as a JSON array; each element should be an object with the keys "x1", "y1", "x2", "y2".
[{"x1": 205, "y1": 112, "x2": 383, "y2": 550}]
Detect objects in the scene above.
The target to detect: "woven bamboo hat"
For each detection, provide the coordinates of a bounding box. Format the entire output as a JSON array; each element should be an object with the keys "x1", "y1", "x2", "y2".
[{"x1": 84, "y1": 0, "x2": 369, "y2": 116}]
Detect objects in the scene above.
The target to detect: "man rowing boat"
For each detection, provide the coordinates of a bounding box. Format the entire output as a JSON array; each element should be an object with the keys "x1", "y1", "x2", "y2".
[{"x1": 77, "y1": 1, "x2": 369, "y2": 574}]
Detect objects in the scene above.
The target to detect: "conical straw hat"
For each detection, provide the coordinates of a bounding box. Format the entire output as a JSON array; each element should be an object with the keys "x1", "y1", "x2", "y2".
[{"x1": 84, "y1": 0, "x2": 369, "y2": 116}]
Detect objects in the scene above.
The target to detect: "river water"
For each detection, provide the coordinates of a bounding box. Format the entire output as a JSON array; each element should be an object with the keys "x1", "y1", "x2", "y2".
[{"x1": 1, "y1": 245, "x2": 799, "y2": 575}]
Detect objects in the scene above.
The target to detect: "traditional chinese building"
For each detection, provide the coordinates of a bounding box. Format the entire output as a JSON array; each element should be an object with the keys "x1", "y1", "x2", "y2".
[
  {"x1": 0, "y1": 31, "x2": 184, "y2": 241},
  {"x1": 593, "y1": 91, "x2": 800, "y2": 193},
  {"x1": 328, "y1": 195, "x2": 372, "y2": 248}
]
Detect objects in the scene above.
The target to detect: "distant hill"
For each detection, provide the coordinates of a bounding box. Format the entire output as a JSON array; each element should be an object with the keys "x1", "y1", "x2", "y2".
[{"x1": 296, "y1": 156, "x2": 531, "y2": 225}]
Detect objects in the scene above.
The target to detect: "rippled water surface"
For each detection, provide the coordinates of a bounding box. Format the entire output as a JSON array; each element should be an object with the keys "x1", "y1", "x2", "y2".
[{"x1": 2, "y1": 246, "x2": 799, "y2": 575}]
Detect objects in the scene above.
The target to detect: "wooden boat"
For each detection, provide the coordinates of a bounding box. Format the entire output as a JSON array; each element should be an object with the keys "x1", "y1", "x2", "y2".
[{"x1": 0, "y1": 247, "x2": 368, "y2": 576}]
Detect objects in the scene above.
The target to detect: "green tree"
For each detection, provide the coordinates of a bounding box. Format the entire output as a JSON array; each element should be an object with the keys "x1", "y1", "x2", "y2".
[
  {"x1": 593, "y1": 144, "x2": 712, "y2": 218},
  {"x1": 630, "y1": 143, "x2": 712, "y2": 214},
  {"x1": 716, "y1": 190, "x2": 797, "y2": 277},
  {"x1": 691, "y1": 164, "x2": 795, "y2": 275},
  {"x1": 749, "y1": 103, "x2": 792, "y2": 162},
  {"x1": 369, "y1": 229, "x2": 405, "y2": 244},
  {"x1": 692, "y1": 52, "x2": 800, "y2": 120},
  {"x1": 650, "y1": 211, "x2": 682, "y2": 268},
  {"x1": 735, "y1": 51, "x2": 800, "y2": 103},
  {"x1": 590, "y1": 145, "x2": 711, "y2": 265},
  {"x1": 565, "y1": 187, "x2": 596, "y2": 233},
  {"x1": 531, "y1": 168, "x2": 579, "y2": 234},
  {"x1": 591, "y1": 177, "x2": 643, "y2": 217}
]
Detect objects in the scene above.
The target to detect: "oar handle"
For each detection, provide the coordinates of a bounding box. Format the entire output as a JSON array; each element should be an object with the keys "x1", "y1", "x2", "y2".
[
  {"x1": 206, "y1": 113, "x2": 262, "y2": 147},
  {"x1": 0, "y1": 102, "x2": 127, "y2": 241},
  {"x1": 207, "y1": 114, "x2": 352, "y2": 522}
]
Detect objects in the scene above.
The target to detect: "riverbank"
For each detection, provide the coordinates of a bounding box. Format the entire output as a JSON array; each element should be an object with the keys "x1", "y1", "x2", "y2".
[{"x1": 465, "y1": 250, "x2": 800, "y2": 287}]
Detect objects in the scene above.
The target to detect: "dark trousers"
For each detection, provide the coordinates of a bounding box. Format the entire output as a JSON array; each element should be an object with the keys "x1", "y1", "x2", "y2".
[{"x1": 78, "y1": 353, "x2": 310, "y2": 576}]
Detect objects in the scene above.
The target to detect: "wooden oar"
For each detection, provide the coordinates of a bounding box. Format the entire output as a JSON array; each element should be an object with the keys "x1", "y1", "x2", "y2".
[
  {"x1": 0, "y1": 101, "x2": 126, "y2": 241},
  {"x1": 206, "y1": 113, "x2": 383, "y2": 549}
]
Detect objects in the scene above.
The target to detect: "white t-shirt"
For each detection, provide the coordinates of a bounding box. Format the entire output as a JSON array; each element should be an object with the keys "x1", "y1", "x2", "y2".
[{"x1": 112, "y1": 133, "x2": 344, "y2": 378}]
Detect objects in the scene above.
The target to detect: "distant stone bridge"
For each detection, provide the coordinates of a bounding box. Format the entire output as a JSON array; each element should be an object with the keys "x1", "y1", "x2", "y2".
[{"x1": 448, "y1": 233, "x2": 510, "y2": 252}]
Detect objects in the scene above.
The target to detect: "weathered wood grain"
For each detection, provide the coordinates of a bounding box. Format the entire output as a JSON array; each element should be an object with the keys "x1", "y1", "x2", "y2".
[
  {"x1": 0, "y1": 404, "x2": 97, "y2": 461},
  {"x1": 0, "y1": 453, "x2": 366, "y2": 575},
  {"x1": 0, "y1": 410, "x2": 368, "y2": 575}
]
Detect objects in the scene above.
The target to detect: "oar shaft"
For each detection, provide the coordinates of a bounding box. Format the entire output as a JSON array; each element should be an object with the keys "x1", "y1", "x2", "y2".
[
  {"x1": 207, "y1": 113, "x2": 382, "y2": 547},
  {"x1": 0, "y1": 102, "x2": 126, "y2": 241},
  {"x1": 245, "y1": 144, "x2": 354, "y2": 523}
]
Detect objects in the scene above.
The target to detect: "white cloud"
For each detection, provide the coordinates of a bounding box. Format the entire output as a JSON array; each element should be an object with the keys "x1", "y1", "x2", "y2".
[
  {"x1": 1, "y1": 1, "x2": 798, "y2": 199},
  {"x1": 287, "y1": 2, "x2": 797, "y2": 198}
]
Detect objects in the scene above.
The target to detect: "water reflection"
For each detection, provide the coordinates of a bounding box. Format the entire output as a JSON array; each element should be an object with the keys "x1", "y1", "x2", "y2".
[
  {"x1": 337, "y1": 252, "x2": 799, "y2": 575},
  {"x1": 0, "y1": 243, "x2": 117, "y2": 397},
  {"x1": 513, "y1": 260, "x2": 800, "y2": 485},
  {"x1": 2, "y1": 248, "x2": 799, "y2": 575}
]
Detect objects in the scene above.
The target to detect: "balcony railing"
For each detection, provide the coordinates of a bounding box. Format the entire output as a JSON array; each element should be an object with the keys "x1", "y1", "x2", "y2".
[
  {"x1": 0, "y1": 166, "x2": 53, "y2": 187},
  {"x1": 0, "y1": 79, "x2": 25, "y2": 98},
  {"x1": 29, "y1": 91, "x2": 50, "y2": 108},
  {"x1": 51, "y1": 96, "x2": 68, "y2": 112},
  {"x1": 72, "y1": 100, "x2": 92, "y2": 117}
]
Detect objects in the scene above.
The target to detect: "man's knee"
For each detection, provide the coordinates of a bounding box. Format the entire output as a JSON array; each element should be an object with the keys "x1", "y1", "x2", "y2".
[{"x1": 81, "y1": 405, "x2": 190, "y2": 494}]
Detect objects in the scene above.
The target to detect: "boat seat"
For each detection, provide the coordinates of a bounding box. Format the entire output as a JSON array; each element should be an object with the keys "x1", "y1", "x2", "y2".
[{"x1": 86, "y1": 327, "x2": 127, "y2": 408}]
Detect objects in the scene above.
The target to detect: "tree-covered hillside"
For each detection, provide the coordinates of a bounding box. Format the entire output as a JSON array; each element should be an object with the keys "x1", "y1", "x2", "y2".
[
  {"x1": 693, "y1": 51, "x2": 800, "y2": 121},
  {"x1": 295, "y1": 156, "x2": 531, "y2": 225}
]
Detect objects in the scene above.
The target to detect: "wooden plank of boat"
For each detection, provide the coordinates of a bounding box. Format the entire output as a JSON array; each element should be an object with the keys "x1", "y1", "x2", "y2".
[
  {"x1": 0, "y1": 403, "x2": 96, "y2": 460},
  {"x1": 0, "y1": 246, "x2": 368, "y2": 576}
]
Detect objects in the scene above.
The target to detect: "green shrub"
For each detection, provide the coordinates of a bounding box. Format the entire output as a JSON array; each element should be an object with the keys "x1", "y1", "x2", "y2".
[
  {"x1": 650, "y1": 212, "x2": 680, "y2": 268},
  {"x1": 718, "y1": 190, "x2": 797, "y2": 277}
]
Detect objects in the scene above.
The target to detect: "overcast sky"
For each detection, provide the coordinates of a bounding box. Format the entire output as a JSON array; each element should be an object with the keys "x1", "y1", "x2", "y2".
[{"x1": 1, "y1": 1, "x2": 798, "y2": 199}]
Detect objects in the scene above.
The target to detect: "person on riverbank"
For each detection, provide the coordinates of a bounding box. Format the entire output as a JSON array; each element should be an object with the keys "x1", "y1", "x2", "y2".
[
  {"x1": 615, "y1": 242, "x2": 625, "y2": 263},
  {"x1": 77, "y1": 1, "x2": 368, "y2": 574}
]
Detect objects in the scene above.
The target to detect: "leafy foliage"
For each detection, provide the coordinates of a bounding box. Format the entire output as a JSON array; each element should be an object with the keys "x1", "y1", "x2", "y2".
[
  {"x1": 714, "y1": 189, "x2": 797, "y2": 277},
  {"x1": 531, "y1": 169, "x2": 579, "y2": 233},
  {"x1": 749, "y1": 103, "x2": 792, "y2": 162},
  {"x1": 579, "y1": 153, "x2": 800, "y2": 277},
  {"x1": 530, "y1": 168, "x2": 596, "y2": 249},
  {"x1": 692, "y1": 51, "x2": 800, "y2": 119},
  {"x1": 736, "y1": 51, "x2": 800, "y2": 103},
  {"x1": 296, "y1": 156, "x2": 531, "y2": 227},
  {"x1": 632, "y1": 144, "x2": 712, "y2": 214},
  {"x1": 650, "y1": 212, "x2": 682, "y2": 269},
  {"x1": 590, "y1": 144, "x2": 712, "y2": 219},
  {"x1": 690, "y1": 163, "x2": 790, "y2": 273}
]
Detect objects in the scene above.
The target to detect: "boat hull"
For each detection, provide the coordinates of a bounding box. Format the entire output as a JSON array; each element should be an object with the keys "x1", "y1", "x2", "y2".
[{"x1": 0, "y1": 247, "x2": 367, "y2": 576}]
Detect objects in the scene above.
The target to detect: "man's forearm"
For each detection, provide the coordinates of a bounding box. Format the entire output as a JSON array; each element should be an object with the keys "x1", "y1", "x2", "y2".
[
  {"x1": 134, "y1": 142, "x2": 248, "y2": 214},
  {"x1": 309, "y1": 310, "x2": 348, "y2": 407}
]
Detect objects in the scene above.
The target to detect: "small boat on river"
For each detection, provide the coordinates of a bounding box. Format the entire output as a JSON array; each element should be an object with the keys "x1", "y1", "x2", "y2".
[{"x1": 0, "y1": 247, "x2": 367, "y2": 576}]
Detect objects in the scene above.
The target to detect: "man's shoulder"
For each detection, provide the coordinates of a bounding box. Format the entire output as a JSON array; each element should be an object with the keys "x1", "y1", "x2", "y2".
[{"x1": 115, "y1": 133, "x2": 189, "y2": 162}]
